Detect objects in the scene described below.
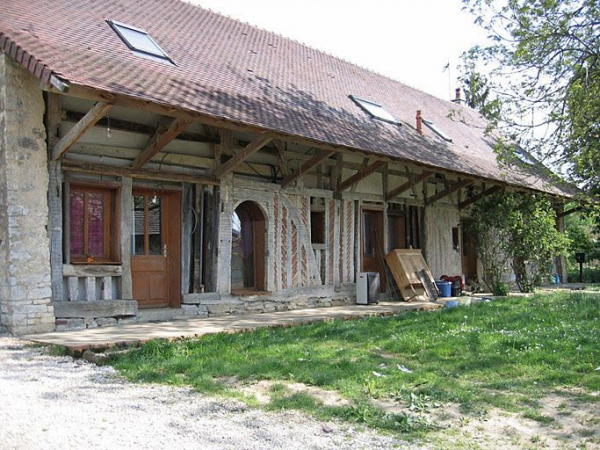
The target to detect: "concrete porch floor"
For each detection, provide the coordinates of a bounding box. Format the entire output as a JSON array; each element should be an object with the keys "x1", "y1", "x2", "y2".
[{"x1": 22, "y1": 301, "x2": 442, "y2": 353}]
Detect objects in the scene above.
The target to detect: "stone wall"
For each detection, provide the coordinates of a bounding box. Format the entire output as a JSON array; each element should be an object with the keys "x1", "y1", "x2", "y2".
[{"x1": 0, "y1": 54, "x2": 55, "y2": 334}]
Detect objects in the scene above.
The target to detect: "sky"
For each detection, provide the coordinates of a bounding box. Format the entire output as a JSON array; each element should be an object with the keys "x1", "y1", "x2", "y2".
[{"x1": 192, "y1": 0, "x2": 488, "y2": 101}]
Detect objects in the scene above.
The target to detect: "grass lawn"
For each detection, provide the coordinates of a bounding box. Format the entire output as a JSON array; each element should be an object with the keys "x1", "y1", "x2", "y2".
[{"x1": 109, "y1": 292, "x2": 599, "y2": 436}]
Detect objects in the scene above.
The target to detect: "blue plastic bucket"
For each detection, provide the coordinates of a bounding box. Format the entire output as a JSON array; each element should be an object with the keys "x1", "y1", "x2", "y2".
[{"x1": 435, "y1": 280, "x2": 452, "y2": 297}]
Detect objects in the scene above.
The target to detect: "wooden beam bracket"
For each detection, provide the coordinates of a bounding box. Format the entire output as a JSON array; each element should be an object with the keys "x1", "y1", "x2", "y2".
[
  {"x1": 214, "y1": 132, "x2": 273, "y2": 178},
  {"x1": 132, "y1": 117, "x2": 193, "y2": 169},
  {"x1": 51, "y1": 102, "x2": 113, "y2": 160},
  {"x1": 385, "y1": 171, "x2": 433, "y2": 202},
  {"x1": 336, "y1": 160, "x2": 387, "y2": 193},
  {"x1": 281, "y1": 150, "x2": 335, "y2": 188},
  {"x1": 425, "y1": 178, "x2": 474, "y2": 206},
  {"x1": 458, "y1": 185, "x2": 502, "y2": 210}
]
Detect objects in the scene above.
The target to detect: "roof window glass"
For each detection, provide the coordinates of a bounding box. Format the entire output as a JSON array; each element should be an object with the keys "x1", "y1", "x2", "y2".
[
  {"x1": 349, "y1": 95, "x2": 400, "y2": 125},
  {"x1": 422, "y1": 118, "x2": 452, "y2": 142},
  {"x1": 108, "y1": 20, "x2": 173, "y2": 63}
]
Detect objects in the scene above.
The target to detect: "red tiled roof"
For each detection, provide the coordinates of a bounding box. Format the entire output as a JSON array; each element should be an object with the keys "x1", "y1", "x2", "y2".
[{"x1": 0, "y1": 0, "x2": 571, "y2": 195}]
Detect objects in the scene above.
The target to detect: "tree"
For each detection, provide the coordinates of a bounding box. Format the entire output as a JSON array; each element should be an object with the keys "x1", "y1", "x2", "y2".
[
  {"x1": 461, "y1": 0, "x2": 600, "y2": 191},
  {"x1": 468, "y1": 191, "x2": 569, "y2": 293}
]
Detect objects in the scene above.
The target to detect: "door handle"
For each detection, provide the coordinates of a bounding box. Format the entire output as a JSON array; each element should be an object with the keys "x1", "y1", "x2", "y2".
[{"x1": 163, "y1": 244, "x2": 168, "y2": 258}]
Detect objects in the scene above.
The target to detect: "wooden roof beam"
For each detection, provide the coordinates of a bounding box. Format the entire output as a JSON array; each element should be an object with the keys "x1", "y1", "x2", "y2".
[
  {"x1": 425, "y1": 178, "x2": 474, "y2": 206},
  {"x1": 458, "y1": 185, "x2": 502, "y2": 210},
  {"x1": 385, "y1": 171, "x2": 434, "y2": 202},
  {"x1": 62, "y1": 158, "x2": 218, "y2": 186},
  {"x1": 132, "y1": 117, "x2": 193, "y2": 169},
  {"x1": 51, "y1": 102, "x2": 113, "y2": 161},
  {"x1": 281, "y1": 150, "x2": 335, "y2": 188},
  {"x1": 214, "y1": 132, "x2": 273, "y2": 178},
  {"x1": 336, "y1": 160, "x2": 387, "y2": 193}
]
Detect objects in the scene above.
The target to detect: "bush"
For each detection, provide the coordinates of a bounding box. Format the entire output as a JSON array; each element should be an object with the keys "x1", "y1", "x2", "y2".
[
  {"x1": 567, "y1": 266, "x2": 600, "y2": 283},
  {"x1": 492, "y1": 282, "x2": 510, "y2": 296}
]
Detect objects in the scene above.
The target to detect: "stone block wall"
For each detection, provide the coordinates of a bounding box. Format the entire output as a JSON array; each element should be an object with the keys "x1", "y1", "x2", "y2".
[{"x1": 0, "y1": 54, "x2": 55, "y2": 334}]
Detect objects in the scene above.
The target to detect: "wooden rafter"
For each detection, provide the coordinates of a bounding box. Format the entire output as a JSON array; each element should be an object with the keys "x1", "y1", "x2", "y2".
[
  {"x1": 458, "y1": 185, "x2": 502, "y2": 210},
  {"x1": 281, "y1": 150, "x2": 335, "y2": 188},
  {"x1": 273, "y1": 140, "x2": 290, "y2": 177},
  {"x1": 425, "y1": 178, "x2": 474, "y2": 206},
  {"x1": 214, "y1": 133, "x2": 273, "y2": 178},
  {"x1": 132, "y1": 117, "x2": 193, "y2": 169},
  {"x1": 51, "y1": 102, "x2": 113, "y2": 160},
  {"x1": 385, "y1": 171, "x2": 433, "y2": 202},
  {"x1": 62, "y1": 159, "x2": 218, "y2": 185},
  {"x1": 336, "y1": 160, "x2": 387, "y2": 193}
]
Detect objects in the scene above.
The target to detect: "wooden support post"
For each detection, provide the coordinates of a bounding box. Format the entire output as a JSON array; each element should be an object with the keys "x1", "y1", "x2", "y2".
[
  {"x1": 274, "y1": 140, "x2": 290, "y2": 177},
  {"x1": 458, "y1": 185, "x2": 502, "y2": 210},
  {"x1": 281, "y1": 150, "x2": 336, "y2": 188},
  {"x1": 45, "y1": 92, "x2": 65, "y2": 302},
  {"x1": 120, "y1": 177, "x2": 133, "y2": 299},
  {"x1": 336, "y1": 160, "x2": 387, "y2": 193},
  {"x1": 385, "y1": 171, "x2": 434, "y2": 202},
  {"x1": 132, "y1": 117, "x2": 193, "y2": 169},
  {"x1": 102, "y1": 277, "x2": 113, "y2": 300},
  {"x1": 214, "y1": 133, "x2": 273, "y2": 178},
  {"x1": 85, "y1": 277, "x2": 96, "y2": 301},
  {"x1": 425, "y1": 178, "x2": 474, "y2": 206},
  {"x1": 193, "y1": 184, "x2": 204, "y2": 292},
  {"x1": 51, "y1": 102, "x2": 113, "y2": 160}
]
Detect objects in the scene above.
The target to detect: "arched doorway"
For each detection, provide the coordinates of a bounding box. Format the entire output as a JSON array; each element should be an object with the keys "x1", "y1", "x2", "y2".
[{"x1": 231, "y1": 201, "x2": 266, "y2": 293}]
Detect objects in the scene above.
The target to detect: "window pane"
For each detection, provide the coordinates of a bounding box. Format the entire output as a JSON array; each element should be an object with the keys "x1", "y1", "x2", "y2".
[
  {"x1": 70, "y1": 192, "x2": 84, "y2": 256},
  {"x1": 148, "y1": 196, "x2": 162, "y2": 255},
  {"x1": 87, "y1": 193, "x2": 105, "y2": 257},
  {"x1": 116, "y1": 24, "x2": 167, "y2": 58},
  {"x1": 133, "y1": 196, "x2": 146, "y2": 255}
]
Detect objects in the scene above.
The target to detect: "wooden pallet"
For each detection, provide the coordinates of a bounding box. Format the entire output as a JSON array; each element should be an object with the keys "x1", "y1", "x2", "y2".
[{"x1": 385, "y1": 249, "x2": 439, "y2": 302}]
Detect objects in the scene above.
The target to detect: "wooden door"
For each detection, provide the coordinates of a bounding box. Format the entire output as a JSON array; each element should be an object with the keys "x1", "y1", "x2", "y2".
[
  {"x1": 462, "y1": 226, "x2": 478, "y2": 281},
  {"x1": 131, "y1": 190, "x2": 181, "y2": 308},
  {"x1": 362, "y1": 208, "x2": 386, "y2": 292}
]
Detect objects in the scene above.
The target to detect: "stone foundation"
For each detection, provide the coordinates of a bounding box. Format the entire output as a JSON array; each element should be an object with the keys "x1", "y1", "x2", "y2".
[
  {"x1": 0, "y1": 54, "x2": 55, "y2": 334},
  {"x1": 53, "y1": 285, "x2": 357, "y2": 330}
]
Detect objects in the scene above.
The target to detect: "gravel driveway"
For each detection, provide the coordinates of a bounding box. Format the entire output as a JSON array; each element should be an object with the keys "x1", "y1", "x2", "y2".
[{"x1": 0, "y1": 336, "x2": 423, "y2": 450}]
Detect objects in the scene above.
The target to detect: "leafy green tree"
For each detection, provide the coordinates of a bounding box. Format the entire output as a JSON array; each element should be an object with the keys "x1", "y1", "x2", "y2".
[
  {"x1": 468, "y1": 191, "x2": 569, "y2": 293},
  {"x1": 462, "y1": 0, "x2": 600, "y2": 191}
]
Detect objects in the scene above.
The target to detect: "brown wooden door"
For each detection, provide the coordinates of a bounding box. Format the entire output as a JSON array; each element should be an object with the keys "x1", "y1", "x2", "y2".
[
  {"x1": 462, "y1": 226, "x2": 478, "y2": 281},
  {"x1": 131, "y1": 190, "x2": 180, "y2": 308},
  {"x1": 361, "y1": 208, "x2": 386, "y2": 292}
]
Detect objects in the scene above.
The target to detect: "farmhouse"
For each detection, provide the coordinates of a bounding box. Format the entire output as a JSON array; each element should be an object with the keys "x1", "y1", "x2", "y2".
[{"x1": 0, "y1": 0, "x2": 572, "y2": 334}]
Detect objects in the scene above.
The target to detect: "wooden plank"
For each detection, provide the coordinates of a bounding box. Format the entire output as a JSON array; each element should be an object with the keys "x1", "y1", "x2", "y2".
[
  {"x1": 385, "y1": 171, "x2": 434, "y2": 202},
  {"x1": 281, "y1": 150, "x2": 335, "y2": 188},
  {"x1": 61, "y1": 159, "x2": 219, "y2": 185},
  {"x1": 62, "y1": 264, "x2": 124, "y2": 277},
  {"x1": 132, "y1": 117, "x2": 193, "y2": 169},
  {"x1": 336, "y1": 160, "x2": 387, "y2": 193},
  {"x1": 458, "y1": 185, "x2": 502, "y2": 210},
  {"x1": 425, "y1": 178, "x2": 474, "y2": 206},
  {"x1": 51, "y1": 102, "x2": 113, "y2": 160},
  {"x1": 193, "y1": 184, "x2": 203, "y2": 292},
  {"x1": 214, "y1": 133, "x2": 273, "y2": 178}
]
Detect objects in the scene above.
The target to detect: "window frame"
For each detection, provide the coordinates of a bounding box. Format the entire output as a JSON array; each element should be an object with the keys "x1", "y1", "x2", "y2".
[
  {"x1": 349, "y1": 95, "x2": 401, "y2": 125},
  {"x1": 107, "y1": 19, "x2": 174, "y2": 64},
  {"x1": 68, "y1": 184, "x2": 120, "y2": 264},
  {"x1": 422, "y1": 118, "x2": 453, "y2": 142}
]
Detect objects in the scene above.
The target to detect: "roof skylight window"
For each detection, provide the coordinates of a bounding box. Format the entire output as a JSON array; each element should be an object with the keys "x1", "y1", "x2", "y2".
[
  {"x1": 422, "y1": 119, "x2": 452, "y2": 142},
  {"x1": 349, "y1": 95, "x2": 400, "y2": 125},
  {"x1": 108, "y1": 20, "x2": 173, "y2": 64}
]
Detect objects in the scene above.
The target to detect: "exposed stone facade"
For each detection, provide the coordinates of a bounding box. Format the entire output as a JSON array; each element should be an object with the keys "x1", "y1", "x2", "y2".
[{"x1": 0, "y1": 54, "x2": 55, "y2": 334}]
